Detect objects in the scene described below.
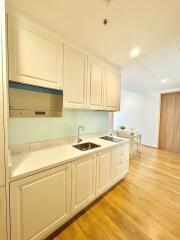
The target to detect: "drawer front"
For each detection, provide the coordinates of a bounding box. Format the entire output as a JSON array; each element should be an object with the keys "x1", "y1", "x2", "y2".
[
  {"x1": 112, "y1": 143, "x2": 129, "y2": 184},
  {"x1": 115, "y1": 165, "x2": 124, "y2": 178},
  {"x1": 113, "y1": 144, "x2": 129, "y2": 166}
]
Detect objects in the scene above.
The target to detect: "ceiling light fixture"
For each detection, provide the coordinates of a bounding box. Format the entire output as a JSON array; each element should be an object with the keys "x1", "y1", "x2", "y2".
[
  {"x1": 103, "y1": 0, "x2": 112, "y2": 26},
  {"x1": 103, "y1": 18, "x2": 108, "y2": 26},
  {"x1": 105, "y1": 0, "x2": 112, "y2": 6},
  {"x1": 160, "y1": 79, "x2": 168, "y2": 83},
  {"x1": 130, "y1": 47, "x2": 141, "y2": 58}
]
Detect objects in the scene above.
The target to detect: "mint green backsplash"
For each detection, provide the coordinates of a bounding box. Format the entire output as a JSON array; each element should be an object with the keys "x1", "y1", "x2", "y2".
[{"x1": 9, "y1": 109, "x2": 109, "y2": 145}]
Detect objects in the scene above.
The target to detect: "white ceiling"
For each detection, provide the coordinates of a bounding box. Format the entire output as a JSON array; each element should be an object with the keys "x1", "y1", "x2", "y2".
[
  {"x1": 6, "y1": 0, "x2": 180, "y2": 93},
  {"x1": 6, "y1": 0, "x2": 180, "y2": 68},
  {"x1": 122, "y1": 39, "x2": 180, "y2": 93}
]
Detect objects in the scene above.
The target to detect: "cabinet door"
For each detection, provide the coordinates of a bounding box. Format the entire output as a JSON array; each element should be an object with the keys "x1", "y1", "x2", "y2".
[
  {"x1": 64, "y1": 45, "x2": 87, "y2": 108},
  {"x1": 8, "y1": 15, "x2": 63, "y2": 90},
  {"x1": 112, "y1": 143, "x2": 129, "y2": 185},
  {"x1": 96, "y1": 149, "x2": 112, "y2": 196},
  {"x1": 10, "y1": 164, "x2": 71, "y2": 240},
  {"x1": 71, "y1": 155, "x2": 96, "y2": 214},
  {"x1": 87, "y1": 58, "x2": 104, "y2": 109},
  {"x1": 0, "y1": 187, "x2": 7, "y2": 240},
  {"x1": 104, "y1": 68, "x2": 120, "y2": 111}
]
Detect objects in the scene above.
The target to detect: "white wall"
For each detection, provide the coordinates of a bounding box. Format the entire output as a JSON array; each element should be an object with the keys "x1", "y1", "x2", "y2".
[
  {"x1": 114, "y1": 89, "x2": 160, "y2": 147},
  {"x1": 9, "y1": 110, "x2": 109, "y2": 145}
]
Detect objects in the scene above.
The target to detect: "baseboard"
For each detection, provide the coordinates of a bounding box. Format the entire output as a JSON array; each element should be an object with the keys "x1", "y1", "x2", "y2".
[{"x1": 141, "y1": 144, "x2": 158, "y2": 149}]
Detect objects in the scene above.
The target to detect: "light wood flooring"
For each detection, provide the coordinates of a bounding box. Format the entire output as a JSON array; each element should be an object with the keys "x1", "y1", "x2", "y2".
[{"x1": 51, "y1": 146, "x2": 180, "y2": 240}]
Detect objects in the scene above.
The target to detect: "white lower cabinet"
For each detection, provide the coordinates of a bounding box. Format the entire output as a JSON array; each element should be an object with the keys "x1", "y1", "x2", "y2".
[
  {"x1": 71, "y1": 154, "x2": 96, "y2": 214},
  {"x1": 10, "y1": 164, "x2": 71, "y2": 240},
  {"x1": 0, "y1": 187, "x2": 7, "y2": 240},
  {"x1": 96, "y1": 149, "x2": 112, "y2": 197},
  {"x1": 112, "y1": 143, "x2": 129, "y2": 185},
  {"x1": 10, "y1": 143, "x2": 129, "y2": 240}
]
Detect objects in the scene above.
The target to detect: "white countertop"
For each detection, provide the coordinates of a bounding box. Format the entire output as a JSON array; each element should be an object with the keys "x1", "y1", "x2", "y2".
[{"x1": 9, "y1": 136, "x2": 129, "y2": 181}]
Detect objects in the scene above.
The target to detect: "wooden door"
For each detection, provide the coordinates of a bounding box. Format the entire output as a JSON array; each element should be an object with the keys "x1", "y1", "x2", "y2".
[
  {"x1": 64, "y1": 45, "x2": 87, "y2": 108},
  {"x1": 159, "y1": 92, "x2": 180, "y2": 153},
  {"x1": 71, "y1": 155, "x2": 96, "y2": 214},
  {"x1": 0, "y1": 187, "x2": 7, "y2": 240},
  {"x1": 96, "y1": 149, "x2": 112, "y2": 196},
  {"x1": 104, "y1": 68, "x2": 120, "y2": 111},
  {"x1": 8, "y1": 15, "x2": 63, "y2": 90},
  {"x1": 87, "y1": 58, "x2": 104, "y2": 109},
  {"x1": 10, "y1": 164, "x2": 71, "y2": 240}
]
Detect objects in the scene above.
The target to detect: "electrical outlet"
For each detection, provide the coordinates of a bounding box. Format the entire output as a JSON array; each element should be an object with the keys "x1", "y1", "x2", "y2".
[{"x1": 30, "y1": 143, "x2": 40, "y2": 151}]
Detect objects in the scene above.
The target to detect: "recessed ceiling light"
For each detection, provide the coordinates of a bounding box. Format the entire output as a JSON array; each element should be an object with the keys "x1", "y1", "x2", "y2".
[
  {"x1": 160, "y1": 79, "x2": 168, "y2": 83},
  {"x1": 130, "y1": 47, "x2": 141, "y2": 58}
]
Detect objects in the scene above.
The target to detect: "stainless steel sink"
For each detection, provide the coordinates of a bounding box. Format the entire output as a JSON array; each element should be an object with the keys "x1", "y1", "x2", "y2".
[
  {"x1": 73, "y1": 142, "x2": 101, "y2": 151},
  {"x1": 100, "y1": 136, "x2": 124, "y2": 143}
]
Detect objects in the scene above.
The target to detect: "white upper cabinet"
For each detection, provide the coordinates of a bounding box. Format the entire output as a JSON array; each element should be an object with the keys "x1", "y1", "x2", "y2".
[
  {"x1": 10, "y1": 164, "x2": 71, "y2": 240},
  {"x1": 87, "y1": 57, "x2": 104, "y2": 109},
  {"x1": 8, "y1": 15, "x2": 63, "y2": 90},
  {"x1": 64, "y1": 45, "x2": 87, "y2": 108},
  {"x1": 104, "y1": 67, "x2": 121, "y2": 111},
  {"x1": 7, "y1": 14, "x2": 121, "y2": 111},
  {"x1": 64, "y1": 46, "x2": 121, "y2": 111},
  {"x1": 0, "y1": 187, "x2": 7, "y2": 240}
]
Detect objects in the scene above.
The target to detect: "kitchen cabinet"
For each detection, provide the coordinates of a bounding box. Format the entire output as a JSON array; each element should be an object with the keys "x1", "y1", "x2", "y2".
[
  {"x1": 7, "y1": 14, "x2": 121, "y2": 111},
  {"x1": 64, "y1": 45, "x2": 87, "y2": 108},
  {"x1": 96, "y1": 149, "x2": 112, "y2": 196},
  {"x1": 64, "y1": 46, "x2": 121, "y2": 111},
  {"x1": 10, "y1": 164, "x2": 71, "y2": 240},
  {"x1": 10, "y1": 141, "x2": 129, "y2": 240},
  {"x1": 8, "y1": 15, "x2": 63, "y2": 90},
  {"x1": 0, "y1": 187, "x2": 7, "y2": 240},
  {"x1": 112, "y1": 143, "x2": 129, "y2": 184},
  {"x1": 71, "y1": 154, "x2": 96, "y2": 214},
  {"x1": 118, "y1": 131, "x2": 139, "y2": 159},
  {"x1": 87, "y1": 57, "x2": 104, "y2": 109},
  {"x1": 104, "y1": 67, "x2": 120, "y2": 111}
]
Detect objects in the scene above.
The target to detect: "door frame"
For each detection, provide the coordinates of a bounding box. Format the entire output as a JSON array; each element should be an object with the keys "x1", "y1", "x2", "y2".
[
  {"x1": 1, "y1": 1, "x2": 11, "y2": 239},
  {"x1": 157, "y1": 90, "x2": 180, "y2": 149}
]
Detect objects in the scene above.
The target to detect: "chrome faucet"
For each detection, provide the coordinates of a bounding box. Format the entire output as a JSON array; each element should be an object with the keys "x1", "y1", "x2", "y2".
[
  {"x1": 108, "y1": 129, "x2": 114, "y2": 136},
  {"x1": 77, "y1": 126, "x2": 84, "y2": 143}
]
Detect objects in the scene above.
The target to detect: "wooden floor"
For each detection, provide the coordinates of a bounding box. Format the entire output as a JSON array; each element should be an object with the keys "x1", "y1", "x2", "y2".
[{"x1": 53, "y1": 146, "x2": 180, "y2": 240}]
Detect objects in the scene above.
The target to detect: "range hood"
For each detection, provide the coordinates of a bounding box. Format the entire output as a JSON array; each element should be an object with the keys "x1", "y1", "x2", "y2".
[{"x1": 9, "y1": 82, "x2": 63, "y2": 117}]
